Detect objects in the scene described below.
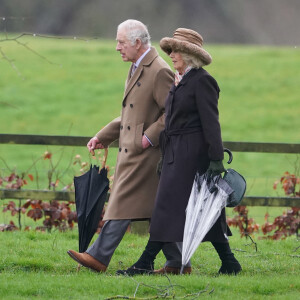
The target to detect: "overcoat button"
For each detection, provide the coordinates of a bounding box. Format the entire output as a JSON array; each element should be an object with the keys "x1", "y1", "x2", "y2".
[
  {"x1": 137, "y1": 82, "x2": 141, "y2": 86},
  {"x1": 127, "y1": 126, "x2": 130, "y2": 130},
  {"x1": 119, "y1": 148, "x2": 122, "y2": 152},
  {"x1": 130, "y1": 104, "x2": 133, "y2": 108},
  {"x1": 120, "y1": 125, "x2": 123, "y2": 130},
  {"x1": 125, "y1": 149, "x2": 128, "y2": 153}
]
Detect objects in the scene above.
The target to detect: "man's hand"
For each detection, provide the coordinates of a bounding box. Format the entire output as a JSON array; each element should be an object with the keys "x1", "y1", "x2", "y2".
[
  {"x1": 87, "y1": 136, "x2": 104, "y2": 155},
  {"x1": 142, "y1": 135, "x2": 151, "y2": 149}
]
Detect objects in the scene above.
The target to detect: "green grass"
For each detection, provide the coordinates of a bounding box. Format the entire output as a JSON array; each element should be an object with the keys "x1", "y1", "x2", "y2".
[{"x1": 0, "y1": 229, "x2": 299, "y2": 299}]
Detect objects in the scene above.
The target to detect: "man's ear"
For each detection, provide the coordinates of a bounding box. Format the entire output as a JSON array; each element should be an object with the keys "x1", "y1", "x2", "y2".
[{"x1": 135, "y1": 38, "x2": 142, "y2": 50}]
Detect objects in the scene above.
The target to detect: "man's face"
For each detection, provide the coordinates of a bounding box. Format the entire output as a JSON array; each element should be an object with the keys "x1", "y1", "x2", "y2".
[{"x1": 116, "y1": 28, "x2": 139, "y2": 63}]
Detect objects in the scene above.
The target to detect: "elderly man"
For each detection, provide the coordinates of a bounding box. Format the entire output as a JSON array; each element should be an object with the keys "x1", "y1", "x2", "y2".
[{"x1": 67, "y1": 20, "x2": 191, "y2": 274}]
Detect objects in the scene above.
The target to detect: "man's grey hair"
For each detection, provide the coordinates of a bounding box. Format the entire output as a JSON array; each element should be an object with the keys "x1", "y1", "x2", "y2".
[
  {"x1": 181, "y1": 52, "x2": 205, "y2": 69},
  {"x1": 118, "y1": 19, "x2": 151, "y2": 48}
]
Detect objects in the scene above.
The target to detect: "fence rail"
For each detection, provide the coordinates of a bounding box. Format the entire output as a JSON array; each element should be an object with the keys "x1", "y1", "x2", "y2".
[
  {"x1": 0, "y1": 189, "x2": 75, "y2": 202},
  {"x1": 1, "y1": 189, "x2": 299, "y2": 207},
  {"x1": 1, "y1": 134, "x2": 299, "y2": 207},
  {"x1": 1, "y1": 133, "x2": 300, "y2": 153}
]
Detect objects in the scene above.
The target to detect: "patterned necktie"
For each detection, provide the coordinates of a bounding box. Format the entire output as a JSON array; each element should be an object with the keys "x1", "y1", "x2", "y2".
[{"x1": 131, "y1": 64, "x2": 137, "y2": 77}]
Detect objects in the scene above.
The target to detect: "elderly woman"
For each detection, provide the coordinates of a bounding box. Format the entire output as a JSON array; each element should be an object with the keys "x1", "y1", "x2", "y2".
[{"x1": 118, "y1": 28, "x2": 242, "y2": 276}]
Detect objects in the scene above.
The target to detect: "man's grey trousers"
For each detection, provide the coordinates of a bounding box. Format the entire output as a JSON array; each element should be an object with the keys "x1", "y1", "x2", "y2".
[{"x1": 86, "y1": 219, "x2": 191, "y2": 268}]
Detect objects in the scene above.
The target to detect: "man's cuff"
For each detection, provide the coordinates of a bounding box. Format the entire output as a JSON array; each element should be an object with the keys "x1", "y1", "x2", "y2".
[{"x1": 144, "y1": 134, "x2": 153, "y2": 146}]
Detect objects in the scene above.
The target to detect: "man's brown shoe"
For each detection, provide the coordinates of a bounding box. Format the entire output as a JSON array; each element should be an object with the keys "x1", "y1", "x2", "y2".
[
  {"x1": 67, "y1": 250, "x2": 107, "y2": 272},
  {"x1": 154, "y1": 266, "x2": 192, "y2": 275}
]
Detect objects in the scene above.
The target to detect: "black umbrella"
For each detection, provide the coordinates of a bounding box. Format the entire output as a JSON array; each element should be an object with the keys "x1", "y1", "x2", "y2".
[{"x1": 74, "y1": 149, "x2": 109, "y2": 253}]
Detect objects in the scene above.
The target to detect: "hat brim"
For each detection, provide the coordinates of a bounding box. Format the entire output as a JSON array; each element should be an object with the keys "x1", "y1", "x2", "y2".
[{"x1": 160, "y1": 37, "x2": 212, "y2": 65}]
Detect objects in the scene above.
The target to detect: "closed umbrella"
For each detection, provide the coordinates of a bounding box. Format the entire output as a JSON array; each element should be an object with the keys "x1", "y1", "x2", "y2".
[
  {"x1": 73, "y1": 149, "x2": 109, "y2": 253},
  {"x1": 181, "y1": 173, "x2": 233, "y2": 273}
]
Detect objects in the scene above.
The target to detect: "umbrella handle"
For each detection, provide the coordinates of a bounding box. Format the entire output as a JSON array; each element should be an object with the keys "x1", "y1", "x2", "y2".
[
  {"x1": 223, "y1": 148, "x2": 233, "y2": 164},
  {"x1": 101, "y1": 148, "x2": 108, "y2": 169}
]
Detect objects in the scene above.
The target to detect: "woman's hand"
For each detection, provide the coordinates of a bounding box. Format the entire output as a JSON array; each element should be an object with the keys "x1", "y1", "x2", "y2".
[
  {"x1": 207, "y1": 160, "x2": 226, "y2": 178},
  {"x1": 87, "y1": 136, "x2": 104, "y2": 155}
]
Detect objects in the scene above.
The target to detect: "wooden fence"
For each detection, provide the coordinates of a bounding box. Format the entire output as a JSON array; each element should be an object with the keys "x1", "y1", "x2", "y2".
[{"x1": 1, "y1": 133, "x2": 300, "y2": 207}]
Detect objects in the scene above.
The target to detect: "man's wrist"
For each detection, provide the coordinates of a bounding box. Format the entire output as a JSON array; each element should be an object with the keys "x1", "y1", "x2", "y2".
[{"x1": 144, "y1": 134, "x2": 153, "y2": 146}]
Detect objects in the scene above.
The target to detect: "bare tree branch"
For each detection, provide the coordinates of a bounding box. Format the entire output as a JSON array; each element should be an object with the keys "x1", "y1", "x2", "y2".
[
  {"x1": 0, "y1": 32, "x2": 99, "y2": 43},
  {"x1": 0, "y1": 15, "x2": 103, "y2": 77},
  {"x1": 0, "y1": 33, "x2": 59, "y2": 65},
  {"x1": 0, "y1": 31, "x2": 101, "y2": 77},
  {"x1": 106, "y1": 273, "x2": 213, "y2": 300},
  {"x1": 0, "y1": 46, "x2": 23, "y2": 78},
  {"x1": 244, "y1": 234, "x2": 258, "y2": 252}
]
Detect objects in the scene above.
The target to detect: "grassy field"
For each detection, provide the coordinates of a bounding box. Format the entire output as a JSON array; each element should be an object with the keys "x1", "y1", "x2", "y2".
[
  {"x1": 0, "y1": 229, "x2": 299, "y2": 300},
  {"x1": 1, "y1": 35, "x2": 300, "y2": 197},
  {"x1": 0, "y1": 36, "x2": 300, "y2": 299}
]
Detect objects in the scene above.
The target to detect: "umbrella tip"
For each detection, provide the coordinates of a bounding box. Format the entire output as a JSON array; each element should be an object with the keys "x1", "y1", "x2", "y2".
[{"x1": 180, "y1": 265, "x2": 185, "y2": 275}]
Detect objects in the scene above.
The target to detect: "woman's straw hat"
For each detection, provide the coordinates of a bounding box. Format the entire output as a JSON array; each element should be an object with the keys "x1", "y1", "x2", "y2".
[{"x1": 160, "y1": 28, "x2": 212, "y2": 65}]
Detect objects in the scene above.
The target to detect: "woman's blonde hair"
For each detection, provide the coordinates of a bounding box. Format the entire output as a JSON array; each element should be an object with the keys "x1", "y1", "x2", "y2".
[{"x1": 181, "y1": 52, "x2": 204, "y2": 69}]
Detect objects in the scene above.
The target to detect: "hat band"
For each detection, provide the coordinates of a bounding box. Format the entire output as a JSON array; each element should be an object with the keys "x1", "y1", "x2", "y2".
[{"x1": 173, "y1": 32, "x2": 203, "y2": 47}]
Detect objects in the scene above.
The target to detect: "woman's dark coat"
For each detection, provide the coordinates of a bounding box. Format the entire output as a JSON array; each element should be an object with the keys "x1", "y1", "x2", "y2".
[{"x1": 150, "y1": 68, "x2": 232, "y2": 243}]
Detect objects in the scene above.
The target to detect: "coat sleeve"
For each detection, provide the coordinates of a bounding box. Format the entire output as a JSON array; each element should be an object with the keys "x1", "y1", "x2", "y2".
[
  {"x1": 195, "y1": 74, "x2": 224, "y2": 161},
  {"x1": 95, "y1": 116, "x2": 121, "y2": 147},
  {"x1": 144, "y1": 68, "x2": 174, "y2": 147}
]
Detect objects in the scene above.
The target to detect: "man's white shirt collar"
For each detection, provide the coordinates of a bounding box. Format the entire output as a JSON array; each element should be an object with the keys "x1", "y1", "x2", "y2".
[{"x1": 134, "y1": 47, "x2": 151, "y2": 68}]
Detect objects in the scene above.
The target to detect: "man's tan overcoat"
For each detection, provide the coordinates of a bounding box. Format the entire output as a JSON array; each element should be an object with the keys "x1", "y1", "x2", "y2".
[{"x1": 95, "y1": 47, "x2": 174, "y2": 220}]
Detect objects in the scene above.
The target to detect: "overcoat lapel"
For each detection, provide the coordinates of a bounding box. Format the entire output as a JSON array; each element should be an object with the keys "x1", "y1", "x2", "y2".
[
  {"x1": 124, "y1": 66, "x2": 143, "y2": 99},
  {"x1": 175, "y1": 68, "x2": 196, "y2": 90},
  {"x1": 166, "y1": 84, "x2": 176, "y2": 129},
  {"x1": 123, "y1": 47, "x2": 159, "y2": 102},
  {"x1": 167, "y1": 69, "x2": 197, "y2": 127}
]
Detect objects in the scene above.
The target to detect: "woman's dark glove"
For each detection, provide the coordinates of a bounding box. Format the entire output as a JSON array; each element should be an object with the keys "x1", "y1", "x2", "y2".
[{"x1": 207, "y1": 160, "x2": 226, "y2": 178}]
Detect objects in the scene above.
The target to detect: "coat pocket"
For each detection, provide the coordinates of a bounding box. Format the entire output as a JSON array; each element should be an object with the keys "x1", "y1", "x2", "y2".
[{"x1": 134, "y1": 123, "x2": 144, "y2": 154}]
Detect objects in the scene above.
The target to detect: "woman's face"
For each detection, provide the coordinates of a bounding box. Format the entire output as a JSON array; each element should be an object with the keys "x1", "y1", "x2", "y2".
[{"x1": 169, "y1": 51, "x2": 187, "y2": 74}]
